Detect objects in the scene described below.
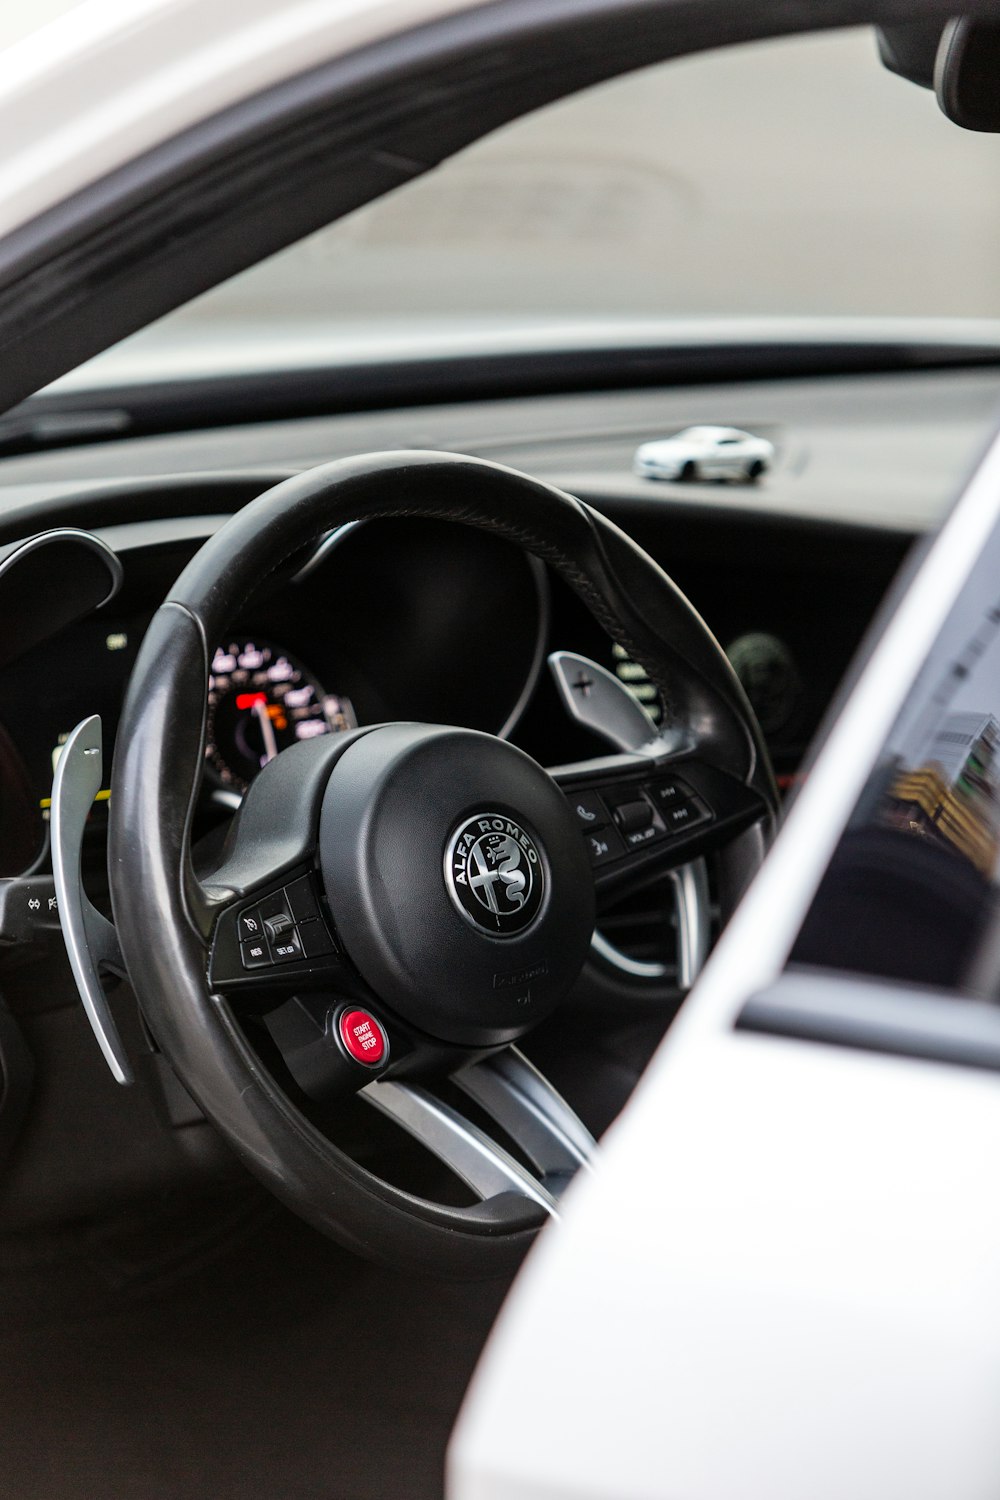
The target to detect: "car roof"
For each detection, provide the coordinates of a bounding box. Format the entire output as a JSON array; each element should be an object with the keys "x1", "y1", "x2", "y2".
[{"x1": 677, "y1": 425, "x2": 748, "y2": 439}]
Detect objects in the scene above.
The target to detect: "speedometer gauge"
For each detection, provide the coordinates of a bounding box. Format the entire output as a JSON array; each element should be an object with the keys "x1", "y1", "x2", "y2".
[{"x1": 206, "y1": 638, "x2": 357, "y2": 790}]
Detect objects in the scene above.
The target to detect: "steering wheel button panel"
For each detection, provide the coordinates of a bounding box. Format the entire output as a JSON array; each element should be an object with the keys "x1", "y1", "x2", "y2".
[
  {"x1": 555, "y1": 766, "x2": 748, "y2": 893},
  {"x1": 339, "y1": 1009, "x2": 387, "y2": 1066},
  {"x1": 210, "y1": 867, "x2": 343, "y2": 989}
]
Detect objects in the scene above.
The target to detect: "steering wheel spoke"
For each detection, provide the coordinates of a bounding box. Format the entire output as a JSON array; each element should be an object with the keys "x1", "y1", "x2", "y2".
[
  {"x1": 362, "y1": 1048, "x2": 598, "y2": 1219},
  {"x1": 549, "y1": 753, "x2": 768, "y2": 903},
  {"x1": 454, "y1": 1046, "x2": 597, "y2": 1179}
]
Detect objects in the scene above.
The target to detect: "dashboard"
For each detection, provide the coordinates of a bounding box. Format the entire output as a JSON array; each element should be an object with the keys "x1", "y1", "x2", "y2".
[
  {"x1": 0, "y1": 500, "x2": 908, "y2": 889},
  {"x1": 0, "y1": 365, "x2": 977, "y2": 895},
  {"x1": 0, "y1": 362, "x2": 991, "y2": 908}
]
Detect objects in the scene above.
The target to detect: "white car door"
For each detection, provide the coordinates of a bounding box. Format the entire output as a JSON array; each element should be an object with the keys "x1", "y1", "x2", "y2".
[
  {"x1": 713, "y1": 434, "x2": 745, "y2": 476},
  {"x1": 450, "y1": 420, "x2": 1000, "y2": 1500}
]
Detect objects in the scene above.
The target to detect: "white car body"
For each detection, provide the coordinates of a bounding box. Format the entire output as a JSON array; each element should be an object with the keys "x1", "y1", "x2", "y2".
[
  {"x1": 450, "y1": 414, "x2": 1000, "y2": 1500},
  {"x1": 633, "y1": 424, "x2": 775, "y2": 481}
]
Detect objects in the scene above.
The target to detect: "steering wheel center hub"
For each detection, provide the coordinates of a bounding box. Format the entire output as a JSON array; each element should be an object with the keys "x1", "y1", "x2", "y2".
[{"x1": 317, "y1": 723, "x2": 594, "y2": 1048}]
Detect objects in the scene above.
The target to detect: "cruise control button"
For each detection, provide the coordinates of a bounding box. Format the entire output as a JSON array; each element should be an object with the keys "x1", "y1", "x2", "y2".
[
  {"x1": 568, "y1": 791, "x2": 608, "y2": 830},
  {"x1": 240, "y1": 937, "x2": 270, "y2": 970},
  {"x1": 338, "y1": 1009, "x2": 387, "y2": 1066},
  {"x1": 284, "y1": 875, "x2": 321, "y2": 925},
  {"x1": 264, "y1": 912, "x2": 295, "y2": 941},
  {"x1": 238, "y1": 908, "x2": 263, "y2": 942},
  {"x1": 270, "y1": 929, "x2": 303, "y2": 963},
  {"x1": 585, "y1": 827, "x2": 624, "y2": 865},
  {"x1": 612, "y1": 798, "x2": 654, "y2": 834},
  {"x1": 664, "y1": 800, "x2": 710, "y2": 835}
]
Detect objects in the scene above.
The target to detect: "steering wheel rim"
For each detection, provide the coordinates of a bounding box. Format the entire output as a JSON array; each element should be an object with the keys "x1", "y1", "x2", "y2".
[{"x1": 108, "y1": 450, "x2": 777, "y2": 1276}]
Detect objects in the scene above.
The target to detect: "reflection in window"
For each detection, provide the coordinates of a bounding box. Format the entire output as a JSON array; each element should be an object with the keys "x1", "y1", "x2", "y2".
[{"x1": 793, "y1": 544, "x2": 1000, "y2": 993}]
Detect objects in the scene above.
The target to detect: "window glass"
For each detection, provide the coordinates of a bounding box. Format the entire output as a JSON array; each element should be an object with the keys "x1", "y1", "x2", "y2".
[
  {"x1": 90, "y1": 22, "x2": 1000, "y2": 374},
  {"x1": 793, "y1": 513, "x2": 1000, "y2": 995}
]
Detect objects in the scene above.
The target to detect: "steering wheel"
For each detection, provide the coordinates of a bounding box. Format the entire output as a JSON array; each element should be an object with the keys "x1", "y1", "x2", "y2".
[{"x1": 99, "y1": 451, "x2": 775, "y2": 1276}]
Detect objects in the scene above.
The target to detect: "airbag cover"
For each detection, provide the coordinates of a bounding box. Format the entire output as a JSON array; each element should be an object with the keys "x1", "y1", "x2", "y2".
[{"x1": 318, "y1": 724, "x2": 593, "y2": 1047}]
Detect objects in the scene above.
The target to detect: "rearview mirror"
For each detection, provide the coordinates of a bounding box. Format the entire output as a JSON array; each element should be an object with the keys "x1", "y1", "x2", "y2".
[
  {"x1": 876, "y1": 17, "x2": 1000, "y2": 133},
  {"x1": 875, "y1": 20, "x2": 945, "y2": 88},
  {"x1": 935, "y1": 18, "x2": 1000, "y2": 131}
]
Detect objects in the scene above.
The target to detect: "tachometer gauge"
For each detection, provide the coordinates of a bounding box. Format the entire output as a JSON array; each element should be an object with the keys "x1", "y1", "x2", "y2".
[{"x1": 206, "y1": 638, "x2": 357, "y2": 790}]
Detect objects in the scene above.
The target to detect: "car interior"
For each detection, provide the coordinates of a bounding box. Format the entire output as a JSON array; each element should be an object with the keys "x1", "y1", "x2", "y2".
[{"x1": 1, "y1": 8, "x2": 999, "y2": 1498}]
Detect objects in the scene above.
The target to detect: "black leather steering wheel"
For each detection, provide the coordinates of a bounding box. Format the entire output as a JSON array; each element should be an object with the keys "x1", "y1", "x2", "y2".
[{"x1": 108, "y1": 451, "x2": 777, "y2": 1275}]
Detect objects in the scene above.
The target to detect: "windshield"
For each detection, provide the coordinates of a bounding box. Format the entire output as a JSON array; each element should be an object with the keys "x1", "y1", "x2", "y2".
[{"x1": 52, "y1": 25, "x2": 1000, "y2": 386}]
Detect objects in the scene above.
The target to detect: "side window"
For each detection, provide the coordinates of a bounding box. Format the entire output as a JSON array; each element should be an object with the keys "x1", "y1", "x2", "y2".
[{"x1": 97, "y1": 24, "x2": 1000, "y2": 374}]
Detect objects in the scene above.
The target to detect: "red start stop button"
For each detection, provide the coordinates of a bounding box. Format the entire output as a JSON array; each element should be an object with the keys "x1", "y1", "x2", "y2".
[{"x1": 338, "y1": 1009, "x2": 387, "y2": 1066}]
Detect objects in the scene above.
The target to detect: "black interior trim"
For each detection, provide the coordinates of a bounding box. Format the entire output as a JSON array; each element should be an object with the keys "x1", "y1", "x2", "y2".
[
  {"x1": 0, "y1": 474, "x2": 281, "y2": 544},
  {"x1": 9, "y1": 340, "x2": 1000, "y2": 456}
]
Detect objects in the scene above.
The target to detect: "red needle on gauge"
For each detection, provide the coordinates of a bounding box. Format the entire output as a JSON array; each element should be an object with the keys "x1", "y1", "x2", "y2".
[{"x1": 252, "y1": 695, "x2": 278, "y2": 765}]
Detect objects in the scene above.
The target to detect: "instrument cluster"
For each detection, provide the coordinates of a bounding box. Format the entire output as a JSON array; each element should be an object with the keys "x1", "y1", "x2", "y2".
[
  {"x1": 0, "y1": 516, "x2": 549, "y2": 875},
  {"x1": 206, "y1": 638, "x2": 356, "y2": 791}
]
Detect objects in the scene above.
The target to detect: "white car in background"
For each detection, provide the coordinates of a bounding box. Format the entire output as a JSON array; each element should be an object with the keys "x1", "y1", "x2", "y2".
[{"x1": 634, "y1": 424, "x2": 775, "y2": 482}]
